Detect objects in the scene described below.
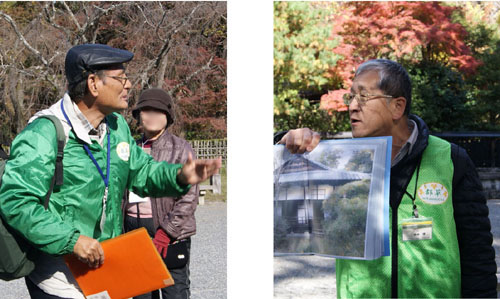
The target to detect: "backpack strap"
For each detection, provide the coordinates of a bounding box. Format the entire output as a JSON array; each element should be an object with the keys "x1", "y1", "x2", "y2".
[
  {"x1": 0, "y1": 147, "x2": 8, "y2": 160},
  {"x1": 37, "y1": 115, "x2": 65, "y2": 210}
]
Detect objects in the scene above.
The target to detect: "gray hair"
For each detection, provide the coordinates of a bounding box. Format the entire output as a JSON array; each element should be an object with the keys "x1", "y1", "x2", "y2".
[
  {"x1": 355, "y1": 59, "x2": 412, "y2": 115},
  {"x1": 68, "y1": 70, "x2": 106, "y2": 101}
]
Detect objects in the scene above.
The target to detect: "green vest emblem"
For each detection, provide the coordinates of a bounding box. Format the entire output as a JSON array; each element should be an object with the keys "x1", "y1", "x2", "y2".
[{"x1": 418, "y1": 182, "x2": 449, "y2": 204}]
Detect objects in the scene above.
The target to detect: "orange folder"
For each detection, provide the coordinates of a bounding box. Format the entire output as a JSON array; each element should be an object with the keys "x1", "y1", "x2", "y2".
[{"x1": 64, "y1": 228, "x2": 174, "y2": 299}]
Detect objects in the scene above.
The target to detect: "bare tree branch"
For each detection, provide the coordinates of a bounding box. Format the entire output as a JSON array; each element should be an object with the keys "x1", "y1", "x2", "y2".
[
  {"x1": 43, "y1": 3, "x2": 72, "y2": 39},
  {"x1": 168, "y1": 56, "x2": 214, "y2": 96},
  {"x1": 156, "y1": 51, "x2": 169, "y2": 88},
  {"x1": 0, "y1": 1, "x2": 226, "y2": 142},
  {"x1": 77, "y1": 3, "x2": 127, "y2": 44},
  {"x1": 44, "y1": 73, "x2": 59, "y2": 91},
  {"x1": 0, "y1": 11, "x2": 49, "y2": 66},
  {"x1": 136, "y1": 3, "x2": 155, "y2": 28},
  {"x1": 47, "y1": 51, "x2": 62, "y2": 65},
  {"x1": 0, "y1": 66, "x2": 36, "y2": 79},
  {"x1": 172, "y1": 3, "x2": 204, "y2": 36},
  {"x1": 149, "y1": 3, "x2": 206, "y2": 76},
  {"x1": 62, "y1": 1, "x2": 87, "y2": 43},
  {"x1": 155, "y1": 9, "x2": 168, "y2": 42}
]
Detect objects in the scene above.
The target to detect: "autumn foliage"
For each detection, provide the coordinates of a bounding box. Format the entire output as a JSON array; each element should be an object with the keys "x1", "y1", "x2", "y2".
[
  {"x1": 274, "y1": 2, "x2": 500, "y2": 132},
  {"x1": 320, "y1": 2, "x2": 481, "y2": 113}
]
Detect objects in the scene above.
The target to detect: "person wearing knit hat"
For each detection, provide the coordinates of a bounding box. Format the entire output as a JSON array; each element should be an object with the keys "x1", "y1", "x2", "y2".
[
  {"x1": 124, "y1": 88, "x2": 199, "y2": 299},
  {"x1": 132, "y1": 88, "x2": 175, "y2": 129}
]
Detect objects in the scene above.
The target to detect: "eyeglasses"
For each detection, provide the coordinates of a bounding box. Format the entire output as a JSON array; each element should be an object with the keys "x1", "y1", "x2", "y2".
[
  {"x1": 103, "y1": 75, "x2": 130, "y2": 88},
  {"x1": 343, "y1": 93, "x2": 393, "y2": 106}
]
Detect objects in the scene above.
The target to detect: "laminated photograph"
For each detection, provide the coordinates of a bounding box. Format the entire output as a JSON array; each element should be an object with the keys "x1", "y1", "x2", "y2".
[{"x1": 274, "y1": 136, "x2": 391, "y2": 260}]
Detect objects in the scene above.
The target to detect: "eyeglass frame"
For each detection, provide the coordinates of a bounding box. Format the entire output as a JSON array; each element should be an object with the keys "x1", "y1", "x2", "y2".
[
  {"x1": 101, "y1": 74, "x2": 131, "y2": 88},
  {"x1": 343, "y1": 92, "x2": 394, "y2": 106}
]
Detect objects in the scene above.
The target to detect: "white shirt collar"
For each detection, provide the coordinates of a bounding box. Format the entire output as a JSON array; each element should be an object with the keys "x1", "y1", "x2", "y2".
[
  {"x1": 29, "y1": 93, "x2": 107, "y2": 146},
  {"x1": 69, "y1": 99, "x2": 107, "y2": 145},
  {"x1": 61, "y1": 95, "x2": 108, "y2": 145}
]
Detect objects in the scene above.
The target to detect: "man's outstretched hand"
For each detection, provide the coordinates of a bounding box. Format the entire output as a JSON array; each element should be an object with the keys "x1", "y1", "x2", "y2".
[
  {"x1": 177, "y1": 153, "x2": 222, "y2": 186},
  {"x1": 278, "y1": 128, "x2": 321, "y2": 154}
]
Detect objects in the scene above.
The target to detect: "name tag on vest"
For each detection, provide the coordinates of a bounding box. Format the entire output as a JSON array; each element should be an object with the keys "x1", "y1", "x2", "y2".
[{"x1": 402, "y1": 217, "x2": 433, "y2": 241}]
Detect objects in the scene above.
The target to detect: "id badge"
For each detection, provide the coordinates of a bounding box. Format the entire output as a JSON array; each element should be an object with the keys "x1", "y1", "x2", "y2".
[
  {"x1": 401, "y1": 217, "x2": 433, "y2": 241},
  {"x1": 128, "y1": 191, "x2": 149, "y2": 203}
]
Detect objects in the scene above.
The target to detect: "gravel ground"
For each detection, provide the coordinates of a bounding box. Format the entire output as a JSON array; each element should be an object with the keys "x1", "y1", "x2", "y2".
[
  {"x1": 0, "y1": 201, "x2": 227, "y2": 299},
  {"x1": 274, "y1": 255, "x2": 336, "y2": 299},
  {"x1": 487, "y1": 200, "x2": 500, "y2": 285},
  {"x1": 0, "y1": 277, "x2": 28, "y2": 298},
  {"x1": 190, "y1": 201, "x2": 227, "y2": 299},
  {"x1": 274, "y1": 199, "x2": 500, "y2": 298}
]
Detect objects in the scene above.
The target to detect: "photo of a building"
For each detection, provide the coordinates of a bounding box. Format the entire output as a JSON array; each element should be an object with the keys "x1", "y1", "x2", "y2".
[{"x1": 274, "y1": 155, "x2": 370, "y2": 234}]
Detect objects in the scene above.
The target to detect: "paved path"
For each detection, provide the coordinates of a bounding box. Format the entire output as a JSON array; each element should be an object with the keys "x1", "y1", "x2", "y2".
[
  {"x1": 274, "y1": 199, "x2": 500, "y2": 298},
  {"x1": 190, "y1": 201, "x2": 227, "y2": 299},
  {"x1": 487, "y1": 200, "x2": 500, "y2": 284},
  {"x1": 274, "y1": 255, "x2": 336, "y2": 298},
  {"x1": 0, "y1": 201, "x2": 227, "y2": 299}
]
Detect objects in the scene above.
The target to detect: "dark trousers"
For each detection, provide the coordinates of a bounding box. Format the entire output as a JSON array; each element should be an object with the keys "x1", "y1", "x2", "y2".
[
  {"x1": 124, "y1": 215, "x2": 191, "y2": 299},
  {"x1": 25, "y1": 277, "x2": 72, "y2": 299}
]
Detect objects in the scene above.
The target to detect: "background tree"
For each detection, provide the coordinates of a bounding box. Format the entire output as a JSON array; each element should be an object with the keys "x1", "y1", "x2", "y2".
[
  {"x1": 0, "y1": 2, "x2": 226, "y2": 144},
  {"x1": 457, "y1": 2, "x2": 500, "y2": 130},
  {"x1": 409, "y1": 62, "x2": 473, "y2": 131},
  {"x1": 321, "y1": 2, "x2": 480, "y2": 126},
  {"x1": 273, "y1": 2, "x2": 348, "y2": 133},
  {"x1": 274, "y1": 2, "x2": 500, "y2": 134}
]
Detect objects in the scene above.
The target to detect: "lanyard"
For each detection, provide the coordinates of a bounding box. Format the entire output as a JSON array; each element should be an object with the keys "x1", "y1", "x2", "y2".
[
  {"x1": 60, "y1": 100, "x2": 110, "y2": 231},
  {"x1": 404, "y1": 155, "x2": 423, "y2": 218}
]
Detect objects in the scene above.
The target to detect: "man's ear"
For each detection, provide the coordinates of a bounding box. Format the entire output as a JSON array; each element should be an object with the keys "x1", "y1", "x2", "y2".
[
  {"x1": 87, "y1": 74, "x2": 100, "y2": 97},
  {"x1": 391, "y1": 96, "x2": 407, "y2": 120}
]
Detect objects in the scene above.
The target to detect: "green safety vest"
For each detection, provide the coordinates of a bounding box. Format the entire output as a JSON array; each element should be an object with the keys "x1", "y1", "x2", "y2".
[{"x1": 336, "y1": 135, "x2": 461, "y2": 298}]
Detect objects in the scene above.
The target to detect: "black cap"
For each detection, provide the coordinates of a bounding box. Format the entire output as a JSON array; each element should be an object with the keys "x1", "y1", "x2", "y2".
[
  {"x1": 132, "y1": 88, "x2": 175, "y2": 128},
  {"x1": 65, "y1": 44, "x2": 134, "y2": 86}
]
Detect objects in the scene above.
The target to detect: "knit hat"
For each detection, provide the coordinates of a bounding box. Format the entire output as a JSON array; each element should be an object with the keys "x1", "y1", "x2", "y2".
[{"x1": 132, "y1": 88, "x2": 175, "y2": 127}]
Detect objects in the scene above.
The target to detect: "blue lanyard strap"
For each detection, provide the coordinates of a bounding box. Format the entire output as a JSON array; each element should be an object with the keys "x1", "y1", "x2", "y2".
[
  {"x1": 60, "y1": 100, "x2": 110, "y2": 187},
  {"x1": 83, "y1": 139, "x2": 110, "y2": 187}
]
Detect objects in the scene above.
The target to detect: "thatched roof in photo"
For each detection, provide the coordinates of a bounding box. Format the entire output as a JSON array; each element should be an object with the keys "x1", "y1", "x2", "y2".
[{"x1": 275, "y1": 155, "x2": 371, "y2": 187}]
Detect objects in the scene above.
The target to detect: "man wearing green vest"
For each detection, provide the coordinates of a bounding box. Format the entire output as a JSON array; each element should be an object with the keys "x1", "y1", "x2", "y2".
[{"x1": 276, "y1": 59, "x2": 497, "y2": 298}]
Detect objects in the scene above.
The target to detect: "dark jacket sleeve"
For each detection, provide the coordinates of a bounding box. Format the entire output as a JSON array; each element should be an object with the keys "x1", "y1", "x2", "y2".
[
  {"x1": 451, "y1": 144, "x2": 497, "y2": 298},
  {"x1": 160, "y1": 141, "x2": 199, "y2": 240},
  {"x1": 274, "y1": 131, "x2": 287, "y2": 144}
]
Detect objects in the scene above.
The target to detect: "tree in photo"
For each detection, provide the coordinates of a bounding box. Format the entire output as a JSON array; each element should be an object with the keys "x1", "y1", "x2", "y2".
[
  {"x1": 345, "y1": 149, "x2": 374, "y2": 173},
  {"x1": 322, "y1": 179, "x2": 370, "y2": 257},
  {"x1": 274, "y1": 212, "x2": 290, "y2": 251},
  {"x1": 317, "y1": 149, "x2": 341, "y2": 169}
]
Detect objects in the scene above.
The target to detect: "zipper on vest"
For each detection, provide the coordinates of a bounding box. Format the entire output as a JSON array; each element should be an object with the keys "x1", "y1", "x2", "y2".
[{"x1": 391, "y1": 207, "x2": 398, "y2": 298}]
